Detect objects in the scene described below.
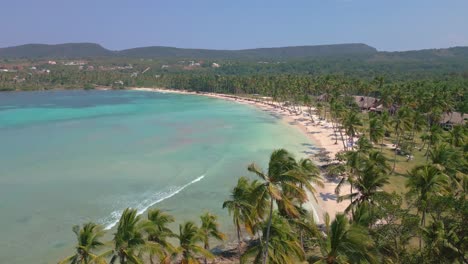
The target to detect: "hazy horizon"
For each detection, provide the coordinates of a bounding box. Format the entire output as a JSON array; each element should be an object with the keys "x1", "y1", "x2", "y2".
[
  {"x1": 1, "y1": 0, "x2": 467, "y2": 52},
  {"x1": 1, "y1": 41, "x2": 466, "y2": 53}
]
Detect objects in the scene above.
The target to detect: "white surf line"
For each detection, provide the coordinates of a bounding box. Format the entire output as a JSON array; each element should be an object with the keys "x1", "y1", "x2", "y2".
[{"x1": 104, "y1": 174, "x2": 206, "y2": 230}]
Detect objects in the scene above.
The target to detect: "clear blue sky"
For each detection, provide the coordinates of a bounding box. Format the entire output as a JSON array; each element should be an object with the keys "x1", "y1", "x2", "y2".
[{"x1": 1, "y1": 0, "x2": 467, "y2": 51}]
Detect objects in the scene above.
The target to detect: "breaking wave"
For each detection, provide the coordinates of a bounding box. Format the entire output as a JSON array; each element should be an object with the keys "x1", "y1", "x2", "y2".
[{"x1": 102, "y1": 174, "x2": 205, "y2": 230}]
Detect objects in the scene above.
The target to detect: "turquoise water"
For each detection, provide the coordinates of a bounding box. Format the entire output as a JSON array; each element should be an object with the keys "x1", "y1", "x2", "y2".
[{"x1": 0, "y1": 90, "x2": 313, "y2": 263}]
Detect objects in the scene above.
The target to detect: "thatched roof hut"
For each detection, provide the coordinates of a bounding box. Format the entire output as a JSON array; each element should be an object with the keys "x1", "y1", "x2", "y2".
[
  {"x1": 440, "y1": 112, "x2": 467, "y2": 125},
  {"x1": 354, "y1": 96, "x2": 380, "y2": 110}
]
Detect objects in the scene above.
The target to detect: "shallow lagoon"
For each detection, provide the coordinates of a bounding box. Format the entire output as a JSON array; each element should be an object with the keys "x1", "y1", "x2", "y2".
[{"x1": 0, "y1": 90, "x2": 314, "y2": 263}]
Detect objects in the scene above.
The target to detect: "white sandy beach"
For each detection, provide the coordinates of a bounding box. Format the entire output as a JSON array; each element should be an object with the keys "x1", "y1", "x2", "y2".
[{"x1": 132, "y1": 87, "x2": 350, "y2": 223}]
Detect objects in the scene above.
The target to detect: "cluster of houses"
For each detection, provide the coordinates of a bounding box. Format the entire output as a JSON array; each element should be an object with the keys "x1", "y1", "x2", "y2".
[
  {"x1": 353, "y1": 95, "x2": 466, "y2": 129},
  {"x1": 318, "y1": 94, "x2": 467, "y2": 129},
  {"x1": 63, "y1": 60, "x2": 87, "y2": 66},
  {"x1": 97, "y1": 65, "x2": 133, "y2": 71}
]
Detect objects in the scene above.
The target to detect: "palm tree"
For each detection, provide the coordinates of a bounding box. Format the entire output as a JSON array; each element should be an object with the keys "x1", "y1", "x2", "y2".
[
  {"x1": 222, "y1": 177, "x2": 255, "y2": 260},
  {"x1": 311, "y1": 213, "x2": 378, "y2": 264},
  {"x1": 144, "y1": 209, "x2": 177, "y2": 263},
  {"x1": 241, "y1": 214, "x2": 304, "y2": 264},
  {"x1": 421, "y1": 220, "x2": 461, "y2": 263},
  {"x1": 350, "y1": 202, "x2": 374, "y2": 228},
  {"x1": 59, "y1": 222, "x2": 110, "y2": 264},
  {"x1": 354, "y1": 137, "x2": 373, "y2": 154},
  {"x1": 177, "y1": 221, "x2": 213, "y2": 264},
  {"x1": 247, "y1": 149, "x2": 314, "y2": 264},
  {"x1": 408, "y1": 110, "x2": 426, "y2": 154},
  {"x1": 368, "y1": 116, "x2": 385, "y2": 147},
  {"x1": 367, "y1": 150, "x2": 391, "y2": 174},
  {"x1": 379, "y1": 111, "x2": 391, "y2": 152},
  {"x1": 425, "y1": 124, "x2": 444, "y2": 158},
  {"x1": 337, "y1": 162, "x2": 390, "y2": 213},
  {"x1": 428, "y1": 143, "x2": 463, "y2": 177},
  {"x1": 390, "y1": 107, "x2": 412, "y2": 173},
  {"x1": 290, "y1": 157, "x2": 324, "y2": 203},
  {"x1": 334, "y1": 138, "x2": 372, "y2": 208},
  {"x1": 448, "y1": 125, "x2": 466, "y2": 147},
  {"x1": 110, "y1": 208, "x2": 145, "y2": 264},
  {"x1": 199, "y1": 213, "x2": 225, "y2": 264},
  {"x1": 406, "y1": 165, "x2": 449, "y2": 249},
  {"x1": 247, "y1": 179, "x2": 270, "y2": 232},
  {"x1": 287, "y1": 158, "x2": 324, "y2": 249},
  {"x1": 342, "y1": 110, "x2": 363, "y2": 148},
  {"x1": 330, "y1": 99, "x2": 346, "y2": 147}
]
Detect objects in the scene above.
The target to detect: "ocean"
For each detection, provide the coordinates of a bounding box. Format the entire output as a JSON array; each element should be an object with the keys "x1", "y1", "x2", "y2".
[{"x1": 0, "y1": 90, "x2": 314, "y2": 263}]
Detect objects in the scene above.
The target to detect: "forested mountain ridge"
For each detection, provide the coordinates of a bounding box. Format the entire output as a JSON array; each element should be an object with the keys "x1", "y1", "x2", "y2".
[
  {"x1": 2, "y1": 42, "x2": 466, "y2": 60},
  {"x1": 116, "y1": 43, "x2": 378, "y2": 59},
  {"x1": 0, "y1": 43, "x2": 113, "y2": 59},
  {"x1": 0, "y1": 43, "x2": 376, "y2": 59}
]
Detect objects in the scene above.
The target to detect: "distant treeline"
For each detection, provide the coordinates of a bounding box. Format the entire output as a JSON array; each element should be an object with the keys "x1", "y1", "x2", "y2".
[{"x1": 2, "y1": 68, "x2": 466, "y2": 113}]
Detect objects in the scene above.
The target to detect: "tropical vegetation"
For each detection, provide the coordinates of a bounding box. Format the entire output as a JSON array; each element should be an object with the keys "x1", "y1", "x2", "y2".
[{"x1": 30, "y1": 53, "x2": 464, "y2": 263}]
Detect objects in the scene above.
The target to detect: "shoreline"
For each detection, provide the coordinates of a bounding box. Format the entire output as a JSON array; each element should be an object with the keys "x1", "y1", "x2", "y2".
[{"x1": 131, "y1": 87, "x2": 350, "y2": 223}]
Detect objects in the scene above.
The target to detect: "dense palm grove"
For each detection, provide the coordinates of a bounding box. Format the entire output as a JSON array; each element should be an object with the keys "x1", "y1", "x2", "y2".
[{"x1": 57, "y1": 77, "x2": 467, "y2": 263}]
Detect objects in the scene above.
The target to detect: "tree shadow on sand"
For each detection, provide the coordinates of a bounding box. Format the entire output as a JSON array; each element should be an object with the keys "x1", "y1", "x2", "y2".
[{"x1": 319, "y1": 192, "x2": 337, "y2": 201}]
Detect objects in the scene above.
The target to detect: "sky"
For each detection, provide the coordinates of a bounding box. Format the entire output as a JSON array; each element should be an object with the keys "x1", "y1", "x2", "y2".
[{"x1": 1, "y1": 0, "x2": 467, "y2": 51}]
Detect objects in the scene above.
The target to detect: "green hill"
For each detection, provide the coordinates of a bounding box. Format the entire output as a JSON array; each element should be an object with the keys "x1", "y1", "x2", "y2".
[
  {"x1": 1, "y1": 43, "x2": 467, "y2": 73},
  {"x1": 0, "y1": 43, "x2": 377, "y2": 59},
  {"x1": 0, "y1": 43, "x2": 112, "y2": 58},
  {"x1": 117, "y1": 43, "x2": 378, "y2": 59}
]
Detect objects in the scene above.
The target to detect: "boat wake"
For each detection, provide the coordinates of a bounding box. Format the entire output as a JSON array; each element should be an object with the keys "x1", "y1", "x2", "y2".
[{"x1": 103, "y1": 174, "x2": 205, "y2": 230}]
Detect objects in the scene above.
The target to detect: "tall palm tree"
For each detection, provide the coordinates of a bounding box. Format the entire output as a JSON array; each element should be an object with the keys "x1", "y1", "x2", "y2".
[
  {"x1": 222, "y1": 177, "x2": 255, "y2": 260},
  {"x1": 330, "y1": 99, "x2": 346, "y2": 147},
  {"x1": 354, "y1": 137, "x2": 373, "y2": 154},
  {"x1": 59, "y1": 222, "x2": 110, "y2": 264},
  {"x1": 334, "y1": 139, "x2": 372, "y2": 209},
  {"x1": 408, "y1": 110, "x2": 426, "y2": 154},
  {"x1": 428, "y1": 143, "x2": 463, "y2": 177},
  {"x1": 285, "y1": 158, "x2": 324, "y2": 249},
  {"x1": 406, "y1": 165, "x2": 449, "y2": 249},
  {"x1": 247, "y1": 149, "x2": 314, "y2": 264},
  {"x1": 369, "y1": 116, "x2": 385, "y2": 147},
  {"x1": 421, "y1": 220, "x2": 461, "y2": 263},
  {"x1": 241, "y1": 214, "x2": 304, "y2": 264},
  {"x1": 311, "y1": 213, "x2": 378, "y2": 264},
  {"x1": 350, "y1": 202, "x2": 374, "y2": 228},
  {"x1": 144, "y1": 209, "x2": 177, "y2": 264},
  {"x1": 390, "y1": 107, "x2": 412, "y2": 173},
  {"x1": 110, "y1": 208, "x2": 145, "y2": 264},
  {"x1": 379, "y1": 111, "x2": 391, "y2": 152},
  {"x1": 289, "y1": 157, "x2": 324, "y2": 203},
  {"x1": 448, "y1": 125, "x2": 466, "y2": 147},
  {"x1": 199, "y1": 213, "x2": 225, "y2": 264},
  {"x1": 177, "y1": 221, "x2": 213, "y2": 264},
  {"x1": 367, "y1": 150, "x2": 391, "y2": 175},
  {"x1": 425, "y1": 124, "x2": 444, "y2": 158},
  {"x1": 247, "y1": 179, "x2": 270, "y2": 232},
  {"x1": 342, "y1": 110, "x2": 363, "y2": 148},
  {"x1": 337, "y1": 163, "x2": 390, "y2": 213}
]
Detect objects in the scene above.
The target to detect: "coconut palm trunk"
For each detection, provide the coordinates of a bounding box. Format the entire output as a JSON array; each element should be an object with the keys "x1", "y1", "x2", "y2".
[
  {"x1": 236, "y1": 221, "x2": 242, "y2": 263},
  {"x1": 380, "y1": 136, "x2": 385, "y2": 153},
  {"x1": 391, "y1": 133, "x2": 399, "y2": 173},
  {"x1": 204, "y1": 244, "x2": 209, "y2": 264},
  {"x1": 419, "y1": 209, "x2": 426, "y2": 250},
  {"x1": 262, "y1": 197, "x2": 274, "y2": 264},
  {"x1": 338, "y1": 125, "x2": 347, "y2": 151}
]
